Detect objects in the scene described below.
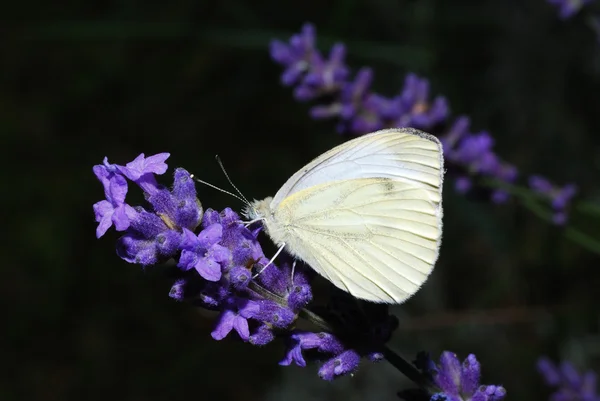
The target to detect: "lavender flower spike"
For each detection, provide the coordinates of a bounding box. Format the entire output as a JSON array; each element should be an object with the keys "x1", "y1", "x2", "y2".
[
  {"x1": 270, "y1": 23, "x2": 449, "y2": 135},
  {"x1": 416, "y1": 351, "x2": 507, "y2": 401},
  {"x1": 537, "y1": 357, "x2": 600, "y2": 401}
]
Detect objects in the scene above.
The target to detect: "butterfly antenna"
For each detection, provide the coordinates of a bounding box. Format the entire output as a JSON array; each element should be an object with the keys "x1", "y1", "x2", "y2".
[
  {"x1": 215, "y1": 155, "x2": 252, "y2": 207},
  {"x1": 190, "y1": 174, "x2": 247, "y2": 205}
]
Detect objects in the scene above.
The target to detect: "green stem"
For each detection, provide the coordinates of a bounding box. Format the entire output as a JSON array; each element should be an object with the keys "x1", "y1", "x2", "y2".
[{"x1": 480, "y1": 178, "x2": 600, "y2": 255}]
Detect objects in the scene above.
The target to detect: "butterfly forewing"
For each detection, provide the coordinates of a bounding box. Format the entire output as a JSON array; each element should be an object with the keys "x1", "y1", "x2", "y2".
[{"x1": 271, "y1": 128, "x2": 443, "y2": 209}]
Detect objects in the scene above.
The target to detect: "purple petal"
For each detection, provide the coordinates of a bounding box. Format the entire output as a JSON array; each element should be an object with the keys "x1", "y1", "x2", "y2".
[
  {"x1": 111, "y1": 204, "x2": 132, "y2": 231},
  {"x1": 238, "y1": 299, "x2": 260, "y2": 318},
  {"x1": 529, "y1": 175, "x2": 553, "y2": 194},
  {"x1": 491, "y1": 190, "x2": 510, "y2": 204},
  {"x1": 455, "y1": 176, "x2": 472, "y2": 194},
  {"x1": 435, "y1": 352, "x2": 462, "y2": 396},
  {"x1": 232, "y1": 316, "x2": 250, "y2": 340},
  {"x1": 177, "y1": 249, "x2": 198, "y2": 271},
  {"x1": 93, "y1": 164, "x2": 111, "y2": 194},
  {"x1": 560, "y1": 361, "x2": 581, "y2": 389},
  {"x1": 107, "y1": 173, "x2": 129, "y2": 205},
  {"x1": 133, "y1": 173, "x2": 161, "y2": 196},
  {"x1": 280, "y1": 343, "x2": 306, "y2": 367},
  {"x1": 537, "y1": 357, "x2": 561, "y2": 386},
  {"x1": 120, "y1": 153, "x2": 170, "y2": 181},
  {"x1": 198, "y1": 223, "x2": 223, "y2": 248},
  {"x1": 270, "y1": 40, "x2": 292, "y2": 64},
  {"x1": 461, "y1": 354, "x2": 482, "y2": 395},
  {"x1": 179, "y1": 228, "x2": 200, "y2": 250},
  {"x1": 195, "y1": 257, "x2": 222, "y2": 281},
  {"x1": 211, "y1": 310, "x2": 235, "y2": 340},
  {"x1": 210, "y1": 244, "x2": 231, "y2": 266},
  {"x1": 93, "y1": 200, "x2": 114, "y2": 238}
]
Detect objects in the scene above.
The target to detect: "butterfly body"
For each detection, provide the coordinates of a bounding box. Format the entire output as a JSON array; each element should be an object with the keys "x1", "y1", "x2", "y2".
[{"x1": 244, "y1": 128, "x2": 444, "y2": 304}]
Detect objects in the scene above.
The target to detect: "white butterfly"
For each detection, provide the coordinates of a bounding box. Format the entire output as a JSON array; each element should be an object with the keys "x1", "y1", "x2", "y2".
[{"x1": 243, "y1": 127, "x2": 444, "y2": 304}]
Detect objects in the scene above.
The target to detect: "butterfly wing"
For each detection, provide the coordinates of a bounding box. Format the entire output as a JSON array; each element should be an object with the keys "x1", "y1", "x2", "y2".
[
  {"x1": 271, "y1": 127, "x2": 443, "y2": 208},
  {"x1": 274, "y1": 177, "x2": 441, "y2": 303}
]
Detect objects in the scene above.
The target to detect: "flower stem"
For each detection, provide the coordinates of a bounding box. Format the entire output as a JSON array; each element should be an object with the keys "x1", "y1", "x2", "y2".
[{"x1": 249, "y1": 280, "x2": 435, "y2": 392}]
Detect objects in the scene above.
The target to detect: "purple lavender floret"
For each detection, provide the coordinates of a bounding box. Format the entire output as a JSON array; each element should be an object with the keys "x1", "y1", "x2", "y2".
[
  {"x1": 529, "y1": 175, "x2": 577, "y2": 224},
  {"x1": 415, "y1": 351, "x2": 507, "y2": 401},
  {"x1": 211, "y1": 297, "x2": 260, "y2": 341},
  {"x1": 548, "y1": 0, "x2": 593, "y2": 19},
  {"x1": 178, "y1": 224, "x2": 231, "y2": 281},
  {"x1": 92, "y1": 158, "x2": 136, "y2": 238},
  {"x1": 280, "y1": 331, "x2": 364, "y2": 380},
  {"x1": 537, "y1": 357, "x2": 600, "y2": 401}
]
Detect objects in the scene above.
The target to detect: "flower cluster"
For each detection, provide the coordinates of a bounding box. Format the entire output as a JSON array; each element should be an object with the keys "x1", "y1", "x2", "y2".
[
  {"x1": 270, "y1": 23, "x2": 577, "y2": 223},
  {"x1": 548, "y1": 0, "x2": 594, "y2": 19},
  {"x1": 411, "y1": 352, "x2": 507, "y2": 401},
  {"x1": 537, "y1": 357, "x2": 600, "y2": 401},
  {"x1": 270, "y1": 24, "x2": 448, "y2": 134},
  {"x1": 93, "y1": 153, "x2": 397, "y2": 381}
]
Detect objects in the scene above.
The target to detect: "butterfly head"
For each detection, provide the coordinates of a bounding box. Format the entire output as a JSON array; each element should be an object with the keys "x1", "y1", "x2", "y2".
[{"x1": 242, "y1": 197, "x2": 273, "y2": 221}]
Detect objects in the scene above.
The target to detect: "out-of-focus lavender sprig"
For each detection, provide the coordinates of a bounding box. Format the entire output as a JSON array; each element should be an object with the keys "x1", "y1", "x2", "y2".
[
  {"x1": 529, "y1": 176, "x2": 578, "y2": 225},
  {"x1": 537, "y1": 357, "x2": 600, "y2": 401},
  {"x1": 93, "y1": 153, "x2": 404, "y2": 382},
  {"x1": 397, "y1": 352, "x2": 507, "y2": 401},
  {"x1": 269, "y1": 23, "x2": 578, "y2": 223},
  {"x1": 548, "y1": 0, "x2": 594, "y2": 20}
]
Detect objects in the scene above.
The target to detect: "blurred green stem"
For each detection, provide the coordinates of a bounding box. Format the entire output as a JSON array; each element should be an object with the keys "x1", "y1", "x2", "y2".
[
  {"x1": 29, "y1": 22, "x2": 432, "y2": 68},
  {"x1": 481, "y1": 178, "x2": 600, "y2": 255}
]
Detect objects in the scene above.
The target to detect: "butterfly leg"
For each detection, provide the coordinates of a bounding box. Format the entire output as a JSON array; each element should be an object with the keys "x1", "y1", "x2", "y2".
[
  {"x1": 241, "y1": 218, "x2": 263, "y2": 228},
  {"x1": 290, "y1": 260, "x2": 297, "y2": 286},
  {"x1": 252, "y1": 242, "x2": 286, "y2": 278}
]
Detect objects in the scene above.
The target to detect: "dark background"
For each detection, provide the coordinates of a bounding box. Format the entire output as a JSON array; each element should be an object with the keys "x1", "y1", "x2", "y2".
[{"x1": 4, "y1": 1, "x2": 600, "y2": 400}]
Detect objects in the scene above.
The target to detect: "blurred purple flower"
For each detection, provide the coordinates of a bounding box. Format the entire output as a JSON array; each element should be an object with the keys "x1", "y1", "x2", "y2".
[
  {"x1": 415, "y1": 351, "x2": 507, "y2": 401},
  {"x1": 548, "y1": 0, "x2": 594, "y2": 19},
  {"x1": 270, "y1": 23, "x2": 449, "y2": 136},
  {"x1": 529, "y1": 175, "x2": 577, "y2": 224},
  {"x1": 537, "y1": 357, "x2": 600, "y2": 401}
]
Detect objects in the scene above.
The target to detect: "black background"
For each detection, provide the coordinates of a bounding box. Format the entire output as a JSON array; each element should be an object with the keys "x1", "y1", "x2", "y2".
[{"x1": 4, "y1": 1, "x2": 600, "y2": 400}]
